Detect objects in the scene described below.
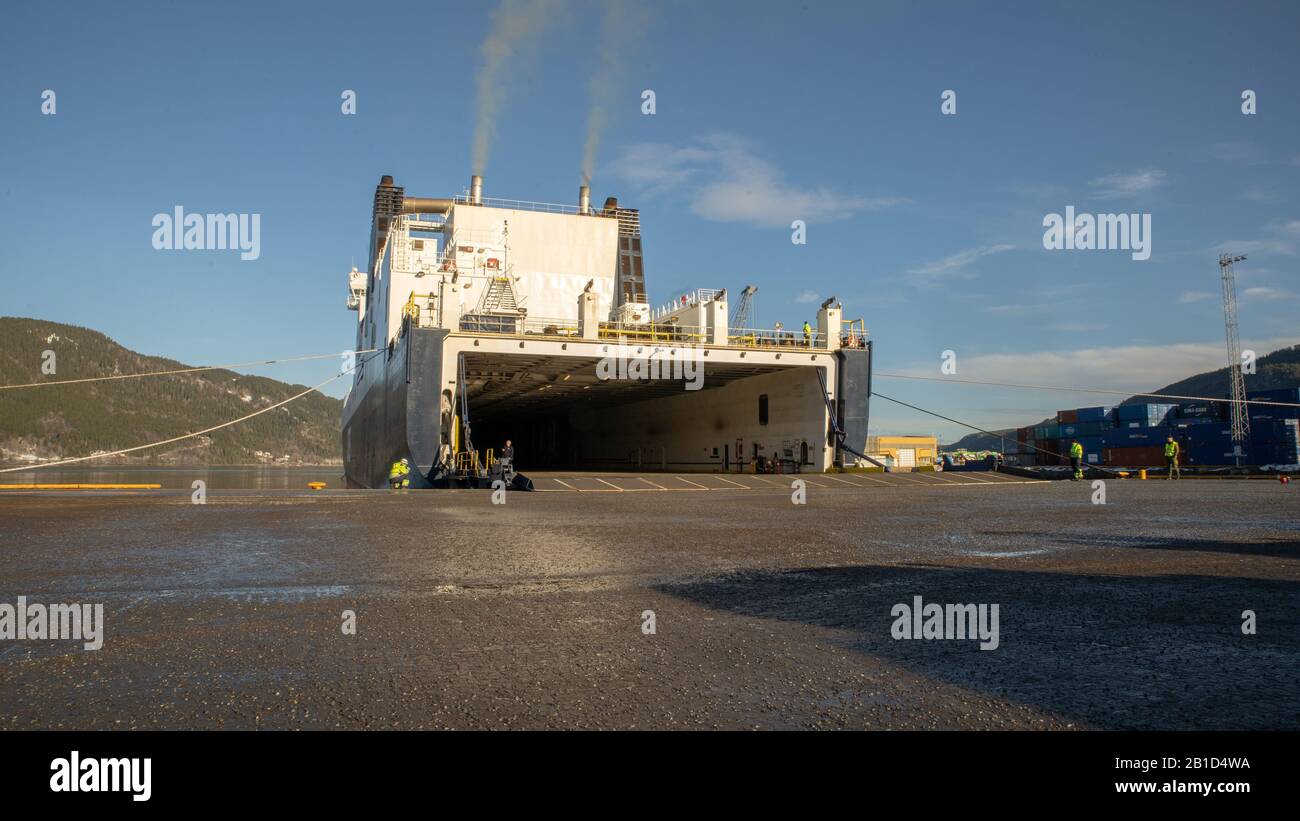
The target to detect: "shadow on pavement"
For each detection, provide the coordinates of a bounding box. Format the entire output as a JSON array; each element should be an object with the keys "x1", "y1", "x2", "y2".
[{"x1": 657, "y1": 564, "x2": 1300, "y2": 729}]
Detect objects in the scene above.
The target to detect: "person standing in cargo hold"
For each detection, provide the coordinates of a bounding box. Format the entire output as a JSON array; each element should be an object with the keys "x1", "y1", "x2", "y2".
[
  {"x1": 1164, "y1": 436, "x2": 1181, "y2": 480},
  {"x1": 1069, "y1": 440, "x2": 1084, "y2": 481},
  {"x1": 388, "y1": 458, "x2": 411, "y2": 489},
  {"x1": 501, "y1": 439, "x2": 514, "y2": 472}
]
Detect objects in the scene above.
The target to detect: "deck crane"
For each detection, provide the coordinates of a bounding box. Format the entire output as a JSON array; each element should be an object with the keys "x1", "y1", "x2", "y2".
[{"x1": 729, "y1": 285, "x2": 757, "y2": 331}]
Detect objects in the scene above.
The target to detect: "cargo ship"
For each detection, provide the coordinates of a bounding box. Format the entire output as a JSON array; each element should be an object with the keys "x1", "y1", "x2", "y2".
[{"x1": 341, "y1": 174, "x2": 873, "y2": 488}]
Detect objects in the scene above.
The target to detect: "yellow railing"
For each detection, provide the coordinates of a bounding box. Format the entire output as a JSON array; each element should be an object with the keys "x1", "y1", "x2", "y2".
[
  {"x1": 599, "y1": 322, "x2": 705, "y2": 343},
  {"x1": 452, "y1": 448, "x2": 496, "y2": 476},
  {"x1": 727, "y1": 328, "x2": 823, "y2": 348},
  {"x1": 454, "y1": 451, "x2": 480, "y2": 474},
  {"x1": 842, "y1": 318, "x2": 868, "y2": 349},
  {"x1": 403, "y1": 292, "x2": 437, "y2": 326}
]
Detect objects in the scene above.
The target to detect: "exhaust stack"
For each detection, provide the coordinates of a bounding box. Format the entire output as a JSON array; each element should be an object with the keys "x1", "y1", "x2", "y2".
[
  {"x1": 469, "y1": 175, "x2": 483, "y2": 205},
  {"x1": 578, "y1": 185, "x2": 591, "y2": 215}
]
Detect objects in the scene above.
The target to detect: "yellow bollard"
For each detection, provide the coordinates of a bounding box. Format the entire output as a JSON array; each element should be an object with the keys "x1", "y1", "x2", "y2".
[{"x1": 1138, "y1": 469, "x2": 1147, "y2": 480}]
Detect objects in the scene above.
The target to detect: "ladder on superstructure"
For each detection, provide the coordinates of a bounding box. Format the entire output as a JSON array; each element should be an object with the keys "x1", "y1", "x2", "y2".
[{"x1": 478, "y1": 272, "x2": 520, "y2": 313}]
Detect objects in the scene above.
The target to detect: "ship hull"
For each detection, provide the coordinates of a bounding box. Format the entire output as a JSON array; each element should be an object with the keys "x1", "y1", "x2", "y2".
[{"x1": 342, "y1": 328, "x2": 448, "y2": 489}]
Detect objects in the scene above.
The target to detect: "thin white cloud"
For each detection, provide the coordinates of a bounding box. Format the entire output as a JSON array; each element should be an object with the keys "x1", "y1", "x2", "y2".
[
  {"x1": 1242, "y1": 187, "x2": 1279, "y2": 203},
  {"x1": 794, "y1": 290, "x2": 819, "y2": 304},
  {"x1": 1201, "y1": 141, "x2": 1264, "y2": 164},
  {"x1": 1053, "y1": 322, "x2": 1107, "y2": 333},
  {"x1": 610, "y1": 133, "x2": 906, "y2": 228},
  {"x1": 1207, "y1": 220, "x2": 1300, "y2": 258},
  {"x1": 895, "y1": 337, "x2": 1298, "y2": 396},
  {"x1": 1087, "y1": 169, "x2": 1167, "y2": 199},
  {"x1": 882, "y1": 338, "x2": 1299, "y2": 441},
  {"x1": 1242, "y1": 286, "x2": 1294, "y2": 301},
  {"x1": 1212, "y1": 238, "x2": 1295, "y2": 256},
  {"x1": 905, "y1": 244, "x2": 1015, "y2": 287},
  {"x1": 1177, "y1": 291, "x2": 1215, "y2": 304}
]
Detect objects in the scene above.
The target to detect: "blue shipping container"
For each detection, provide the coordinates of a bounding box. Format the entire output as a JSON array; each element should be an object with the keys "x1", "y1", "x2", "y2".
[
  {"x1": 1101, "y1": 426, "x2": 1168, "y2": 447},
  {"x1": 1059, "y1": 421, "x2": 1106, "y2": 437},
  {"x1": 1177, "y1": 402, "x2": 1225, "y2": 419},
  {"x1": 1077, "y1": 435, "x2": 1103, "y2": 464},
  {"x1": 1250, "y1": 407, "x2": 1300, "y2": 421},
  {"x1": 1185, "y1": 446, "x2": 1232, "y2": 465},
  {"x1": 1076, "y1": 406, "x2": 1116, "y2": 423},
  {"x1": 1117, "y1": 403, "x2": 1177, "y2": 425},
  {"x1": 1184, "y1": 424, "x2": 1232, "y2": 447},
  {"x1": 1170, "y1": 418, "x2": 1221, "y2": 427},
  {"x1": 1246, "y1": 387, "x2": 1300, "y2": 403},
  {"x1": 1250, "y1": 419, "x2": 1300, "y2": 443}
]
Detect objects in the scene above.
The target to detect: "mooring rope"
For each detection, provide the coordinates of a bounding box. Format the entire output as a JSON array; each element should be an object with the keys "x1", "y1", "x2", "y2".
[
  {"x1": 0, "y1": 349, "x2": 380, "y2": 391},
  {"x1": 0, "y1": 351, "x2": 381, "y2": 473}
]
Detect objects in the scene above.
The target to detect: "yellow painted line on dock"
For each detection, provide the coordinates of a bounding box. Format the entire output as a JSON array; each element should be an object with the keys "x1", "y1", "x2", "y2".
[
  {"x1": 714, "y1": 476, "x2": 751, "y2": 489},
  {"x1": 552, "y1": 478, "x2": 579, "y2": 491},
  {"x1": 594, "y1": 478, "x2": 626, "y2": 491},
  {"x1": 673, "y1": 476, "x2": 710, "y2": 490},
  {"x1": 890, "y1": 474, "x2": 931, "y2": 485},
  {"x1": 637, "y1": 477, "x2": 674, "y2": 491},
  {"x1": 0, "y1": 483, "x2": 163, "y2": 490},
  {"x1": 819, "y1": 474, "x2": 863, "y2": 487},
  {"x1": 924, "y1": 472, "x2": 962, "y2": 483},
  {"x1": 835, "y1": 473, "x2": 893, "y2": 486},
  {"x1": 932, "y1": 479, "x2": 1050, "y2": 488}
]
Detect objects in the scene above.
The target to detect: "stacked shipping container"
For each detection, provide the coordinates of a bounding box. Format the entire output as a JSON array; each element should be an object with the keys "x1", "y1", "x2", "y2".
[{"x1": 985, "y1": 393, "x2": 1299, "y2": 467}]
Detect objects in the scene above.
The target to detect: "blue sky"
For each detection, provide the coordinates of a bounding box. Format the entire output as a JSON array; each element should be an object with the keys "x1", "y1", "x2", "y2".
[{"x1": 2, "y1": 0, "x2": 1297, "y2": 441}]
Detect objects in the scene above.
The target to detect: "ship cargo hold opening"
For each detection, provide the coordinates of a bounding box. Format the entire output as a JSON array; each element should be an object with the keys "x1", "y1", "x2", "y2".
[
  {"x1": 460, "y1": 350, "x2": 831, "y2": 472},
  {"x1": 341, "y1": 174, "x2": 872, "y2": 488}
]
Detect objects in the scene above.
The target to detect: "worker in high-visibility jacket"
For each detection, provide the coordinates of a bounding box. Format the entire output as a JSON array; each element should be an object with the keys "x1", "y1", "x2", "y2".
[
  {"x1": 802, "y1": 321, "x2": 813, "y2": 347},
  {"x1": 1164, "y1": 436, "x2": 1180, "y2": 480},
  {"x1": 388, "y1": 457, "x2": 411, "y2": 489},
  {"x1": 1069, "y1": 440, "x2": 1084, "y2": 481}
]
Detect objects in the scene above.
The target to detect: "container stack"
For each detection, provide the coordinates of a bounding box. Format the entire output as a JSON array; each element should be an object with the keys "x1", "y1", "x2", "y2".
[
  {"x1": 1010, "y1": 391, "x2": 1299, "y2": 467},
  {"x1": 1248, "y1": 388, "x2": 1300, "y2": 464},
  {"x1": 1114, "y1": 403, "x2": 1177, "y2": 428}
]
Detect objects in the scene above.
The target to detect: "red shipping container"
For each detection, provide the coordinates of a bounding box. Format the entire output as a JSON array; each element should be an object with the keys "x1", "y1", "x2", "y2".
[
  {"x1": 1103, "y1": 446, "x2": 1166, "y2": 466},
  {"x1": 1058, "y1": 409, "x2": 1079, "y2": 424}
]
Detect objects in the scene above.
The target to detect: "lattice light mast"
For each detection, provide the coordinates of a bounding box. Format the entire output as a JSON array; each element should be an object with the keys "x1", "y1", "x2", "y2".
[{"x1": 1219, "y1": 253, "x2": 1250, "y2": 464}]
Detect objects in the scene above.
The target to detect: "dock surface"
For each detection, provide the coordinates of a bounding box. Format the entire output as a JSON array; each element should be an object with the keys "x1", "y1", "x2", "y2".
[{"x1": 1, "y1": 475, "x2": 1296, "y2": 729}]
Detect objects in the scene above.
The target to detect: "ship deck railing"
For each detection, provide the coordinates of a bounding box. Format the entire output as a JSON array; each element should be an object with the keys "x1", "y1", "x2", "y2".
[
  {"x1": 451, "y1": 194, "x2": 610, "y2": 217},
  {"x1": 425, "y1": 310, "x2": 867, "y2": 352},
  {"x1": 727, "y1": 327, "x2": 825, "y2": 348},
  {"x1": 447, "y1": 316, "x2": 863, "y2": 352},
  {"x1": 599, "y1": 321, "x2": 707, "y2": 344}
]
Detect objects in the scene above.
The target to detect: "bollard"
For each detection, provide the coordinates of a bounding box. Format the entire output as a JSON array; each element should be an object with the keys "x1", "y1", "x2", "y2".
[{"x1": 1138, "y1": 469, "x2": 1147, "y2": 480}]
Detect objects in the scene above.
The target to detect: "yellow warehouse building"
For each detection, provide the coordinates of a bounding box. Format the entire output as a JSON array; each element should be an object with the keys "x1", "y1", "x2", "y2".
[{"x1": 866, "y1": 435, "x2": 939, "y2": 469}]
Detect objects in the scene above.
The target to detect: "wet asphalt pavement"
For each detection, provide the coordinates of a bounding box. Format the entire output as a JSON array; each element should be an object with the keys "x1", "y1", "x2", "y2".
[{"x1": 1, "y1": 473, "x2": 1297, "y2": 730}]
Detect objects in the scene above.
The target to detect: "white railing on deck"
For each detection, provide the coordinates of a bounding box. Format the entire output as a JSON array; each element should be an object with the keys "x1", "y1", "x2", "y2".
[{"x1": 453, "y1": 194, "x2": 605, "y2": 216}]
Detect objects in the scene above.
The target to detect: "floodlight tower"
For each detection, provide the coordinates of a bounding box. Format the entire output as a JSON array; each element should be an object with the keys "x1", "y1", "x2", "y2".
[{"x1": 1219, "y1": 253, "x2": 1250, "y2": 465}]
